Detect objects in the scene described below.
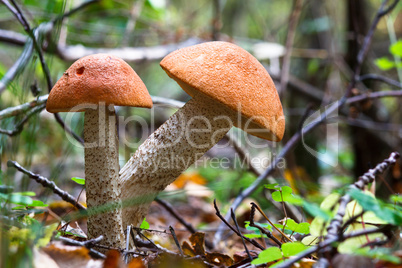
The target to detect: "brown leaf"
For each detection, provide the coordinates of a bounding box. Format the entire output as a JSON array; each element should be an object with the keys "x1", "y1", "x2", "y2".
[
  {"x1": 205, "y1": 252, "x2": 234, "y2": 266},
  {"x1": 103, "y1": 250, "x2": 124, "y2": 268},
  {"x1": 42, "y1": 242, "x2": 101, "y2": 268},
  {"x1": 233, "y1": 250, "x2": 259, "y2": 263},
  {"x1": 127, "y1": 257, "x2": 146, "y2": 268},
  {"x1": 181, "y1": 241, "x2": 196, "y2": 257},
  {"x1": 189, "y1": 232, "x2": 206, "y2": 256}
]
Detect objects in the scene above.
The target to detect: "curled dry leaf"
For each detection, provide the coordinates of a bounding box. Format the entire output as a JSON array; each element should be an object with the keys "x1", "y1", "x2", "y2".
[{"x1": 41, "y1": 242, "x2": 102, "y2": 268}]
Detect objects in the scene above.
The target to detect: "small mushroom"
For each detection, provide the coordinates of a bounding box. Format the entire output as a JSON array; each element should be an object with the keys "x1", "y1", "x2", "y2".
[
  {"x1": 119, "y1": 41, "x2": 285, "y2": 229},
  {"x1": 46, "y1": 54, "x2": 152, "y2": 248}
]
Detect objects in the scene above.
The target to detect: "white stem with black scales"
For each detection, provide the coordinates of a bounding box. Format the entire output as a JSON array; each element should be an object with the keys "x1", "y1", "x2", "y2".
[
  {"x1": 84, "y1": 105, "x2": 124, "y2": 248},
  {"x1": 119, "y1": 94, "x2": 236, "y2": 229}
]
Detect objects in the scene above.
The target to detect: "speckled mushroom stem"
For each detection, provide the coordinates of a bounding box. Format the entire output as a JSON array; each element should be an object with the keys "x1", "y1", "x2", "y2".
[
  {"x1": 119, "y1": 94, "x2": 236, "y2": 229},
  {"x1": 84, "y1": 105, "x2": 124, "y2": 248}
]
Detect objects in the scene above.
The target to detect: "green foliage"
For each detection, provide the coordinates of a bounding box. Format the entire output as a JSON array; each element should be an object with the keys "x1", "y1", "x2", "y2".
[
  {"x1": 244, "y1": 221, "x2": 272, "y2": 239},
  {"x1": 252, "y1": 242, "x2": 307, "y2": 266},
  {"x1": 348, "y1": 189, "x2": 402, "y2": 225},
  {"x1": 375, "y1": 39, "x2": 402, "y2": 70},
  {"x1": 251, "y1": 247, "x2": 282, "y2": 265},
  {"x1": 140, "y1": 218, "x2": 150, "y2": 229},
  {"x1": 270, "y1": 185, "x2": 302, "y2": 205},
  {"x1": 71, "y1": 177, "x2": 85, "y2": 185},
  {"x1": 274, "y1": 219, "x2": 310, "y2": 235}
]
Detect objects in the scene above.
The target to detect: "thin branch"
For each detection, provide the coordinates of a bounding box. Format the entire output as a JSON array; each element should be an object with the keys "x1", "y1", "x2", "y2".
[
  {"x1": 57, "y1": 235, "x2": 106, "y2": 259},
  {"x1": 213, "y1": 199, "x2": 264, "y2": 250},
  {"x1": 279, "y1": 0, "x2": 304, "y2": 97},
  {"x1": 346, "y1": 89, "x2": 402, "y2": 104},
  {"x1": 248, "y1": 204, "x2": 282, "y2": 247},
  {"x1": 231, "y1": 209, "x2": 252, "y2": 261},
  {"x1": 155, "y1": 198, "x2": 197, "y2": 234},
  {"x1": 169, "y1": 226, "x2": 184, "y2": 256},
  {"x1": 7, "y1": 160, "x2": 86, "y2": 211},
  {"x1": 52, "y1": 0, "x2": 100, "y2": 23},
  {"x1": 359, "y1": 74, "x2": 402, "y2": 88},
  {"x1": 0, "y1": 95, "x2": 48, "y2": 120},
  {"x1": 0, "y1": 104, "x2": 45, "y2": 136},
  {"x1": 251, "y1": 202, "x2": 292, "y2": 243}
]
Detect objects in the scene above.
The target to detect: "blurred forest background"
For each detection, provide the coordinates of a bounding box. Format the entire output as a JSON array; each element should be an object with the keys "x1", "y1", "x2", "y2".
[{"x1": 0, "y1": 0, "x2": 401, "y2": 267}]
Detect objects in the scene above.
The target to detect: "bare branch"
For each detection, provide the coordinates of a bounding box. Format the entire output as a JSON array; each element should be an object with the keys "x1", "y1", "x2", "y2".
[
  {"x1": 0, "y1": 105, "x2": 44, "y2": 136},
  {"x1": 359, "y1": 74, "x2": 402, "y2": 88},
  {"x1": 7, "y1": 160, "x2": 86, "y2": 211}
]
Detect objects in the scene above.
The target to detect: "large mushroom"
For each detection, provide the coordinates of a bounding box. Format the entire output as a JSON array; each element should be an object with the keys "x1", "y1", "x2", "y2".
[
  {"x1": 119, "y1": 41, "x2": 285, "y2": 230},
  {"x1": 46, "y1": 54, "x2": 152, "y2": 248}
]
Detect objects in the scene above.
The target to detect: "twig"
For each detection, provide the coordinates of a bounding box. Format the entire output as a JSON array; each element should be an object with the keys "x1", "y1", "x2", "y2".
[
  {"x1": 359, "y1": 74, "x2": 402, "y2": 88},
  {"x1": 155, "y1": 198, "x2": 197, "y2": 234},
  {"x1": 0, "y1": 95, "x2": 48, "y2": 120},
  {"x1": 346, "y1": 89, "x2": 402, "y2": 104},
  {"x1": 0, "y1": 105, "x2": 44, "y2": 136},
  {"x1": 213, "y1": 199, "x2": 264, "y2": 250},
  {"x1": 169, "y1": 226, "x2": 184, "y2": 256},
  {"x1": 248, "y1": 204, "x2": 282, "y2": 247},
  {"x1": 279, "y1": 0, "x2": 304, "y2": 97},
  {"x1": 57, "y1": 235, "x2": 106, "y2": 259},
  {"x1": 211, "y1": 0, "x2": 221, "y2": 41},
  {"x1": 52, "y1": 0, "x2": 100, "y2": 23},
  {"x1": 7, "y1": 160, "x2": 86, "y2": 211},
  {"x1": 251, "y1": 202, "x2": 292, "y2": 243},
  {"x1": 231, "y1": 209, "x2": 253, "y2": 261}
]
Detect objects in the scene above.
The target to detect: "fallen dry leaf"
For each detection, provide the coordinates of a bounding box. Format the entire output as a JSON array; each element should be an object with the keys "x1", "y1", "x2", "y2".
[{"x1": 41, "y1": 241, "x2": 102, "y2": 268}]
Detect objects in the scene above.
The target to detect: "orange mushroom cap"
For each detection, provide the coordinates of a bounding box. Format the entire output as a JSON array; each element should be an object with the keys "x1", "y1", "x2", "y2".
[
  {"x1": 46, "y1": 54, "x2": 152, "y2": 113},
  {"x1": 160, "y1": 41, "x2": 285, "y2": 141}
]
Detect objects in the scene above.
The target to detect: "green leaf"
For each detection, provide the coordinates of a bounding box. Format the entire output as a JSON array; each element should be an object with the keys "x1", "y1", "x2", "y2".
[
  {"x1": 281, "y1": 242, "x2": 307, "y2": 257},
  {"x1": 294, "y1": 222, "x2": 310, "y2": 235},
  {"x1": 251, "y1": 247, "x2": 282, "y2": 265},
  {"x1": 390, "y1": 194, "x2": 402, "y2": 203},
  {"x1": 348, "y1": 189, "x2": 402, "y2": 225},
  {"x1": 375, "y1": 57, "x2": 395, "y2": 70},
  {"x1": 31, "y1": 200, "x2": 48, "y2": 207},
  {"x1": 265, "y1": 183, "x2": 279, "y2": 190},
  {"x1": 71, "y1": 177, "x2": 85, "y2": 185},
  {"x1": 2, "y1": 193, "x2": 34, "y2": 206},
  {"x1": 390, "y1": 40, "x2": 402, "y2": 57},
  {"x1": 272, "y1": 186, "x2": 302, "y2": 204},
  {"x1": 140, "y1": 218, "x2": 149, "y2": 229},
  {"x1": 274, "y1": 219, "x2": 310, "y2": 235},
  {"x1": 15, "y1": 191, "x2": 36, "y2": 196},
  {"x1": 301, "y1": 235, "x2": 319, "y2": 246}
]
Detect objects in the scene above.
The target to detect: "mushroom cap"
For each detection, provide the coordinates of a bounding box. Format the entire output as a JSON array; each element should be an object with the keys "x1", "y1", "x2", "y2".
[
  {"x1": 160, "y1": 41, "x2": 285, "y2": 141},
  {"x1": 46, "y1": 54, "x2": 152, "y2": 112}
]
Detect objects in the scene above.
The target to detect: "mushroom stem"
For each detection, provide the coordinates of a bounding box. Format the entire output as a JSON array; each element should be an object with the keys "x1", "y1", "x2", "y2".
[
  {"x1": 119, "y1": 94, "x2": 235, "y2": 229},
  {"x1": 84, "y1": 105, "x2": 124, "y2": 248}
]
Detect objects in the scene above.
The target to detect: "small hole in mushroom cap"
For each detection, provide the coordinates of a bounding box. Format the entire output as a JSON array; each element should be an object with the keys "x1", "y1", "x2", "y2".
[{"x1": 76, "y1": 67, "x2": 85, "y2": 76}]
